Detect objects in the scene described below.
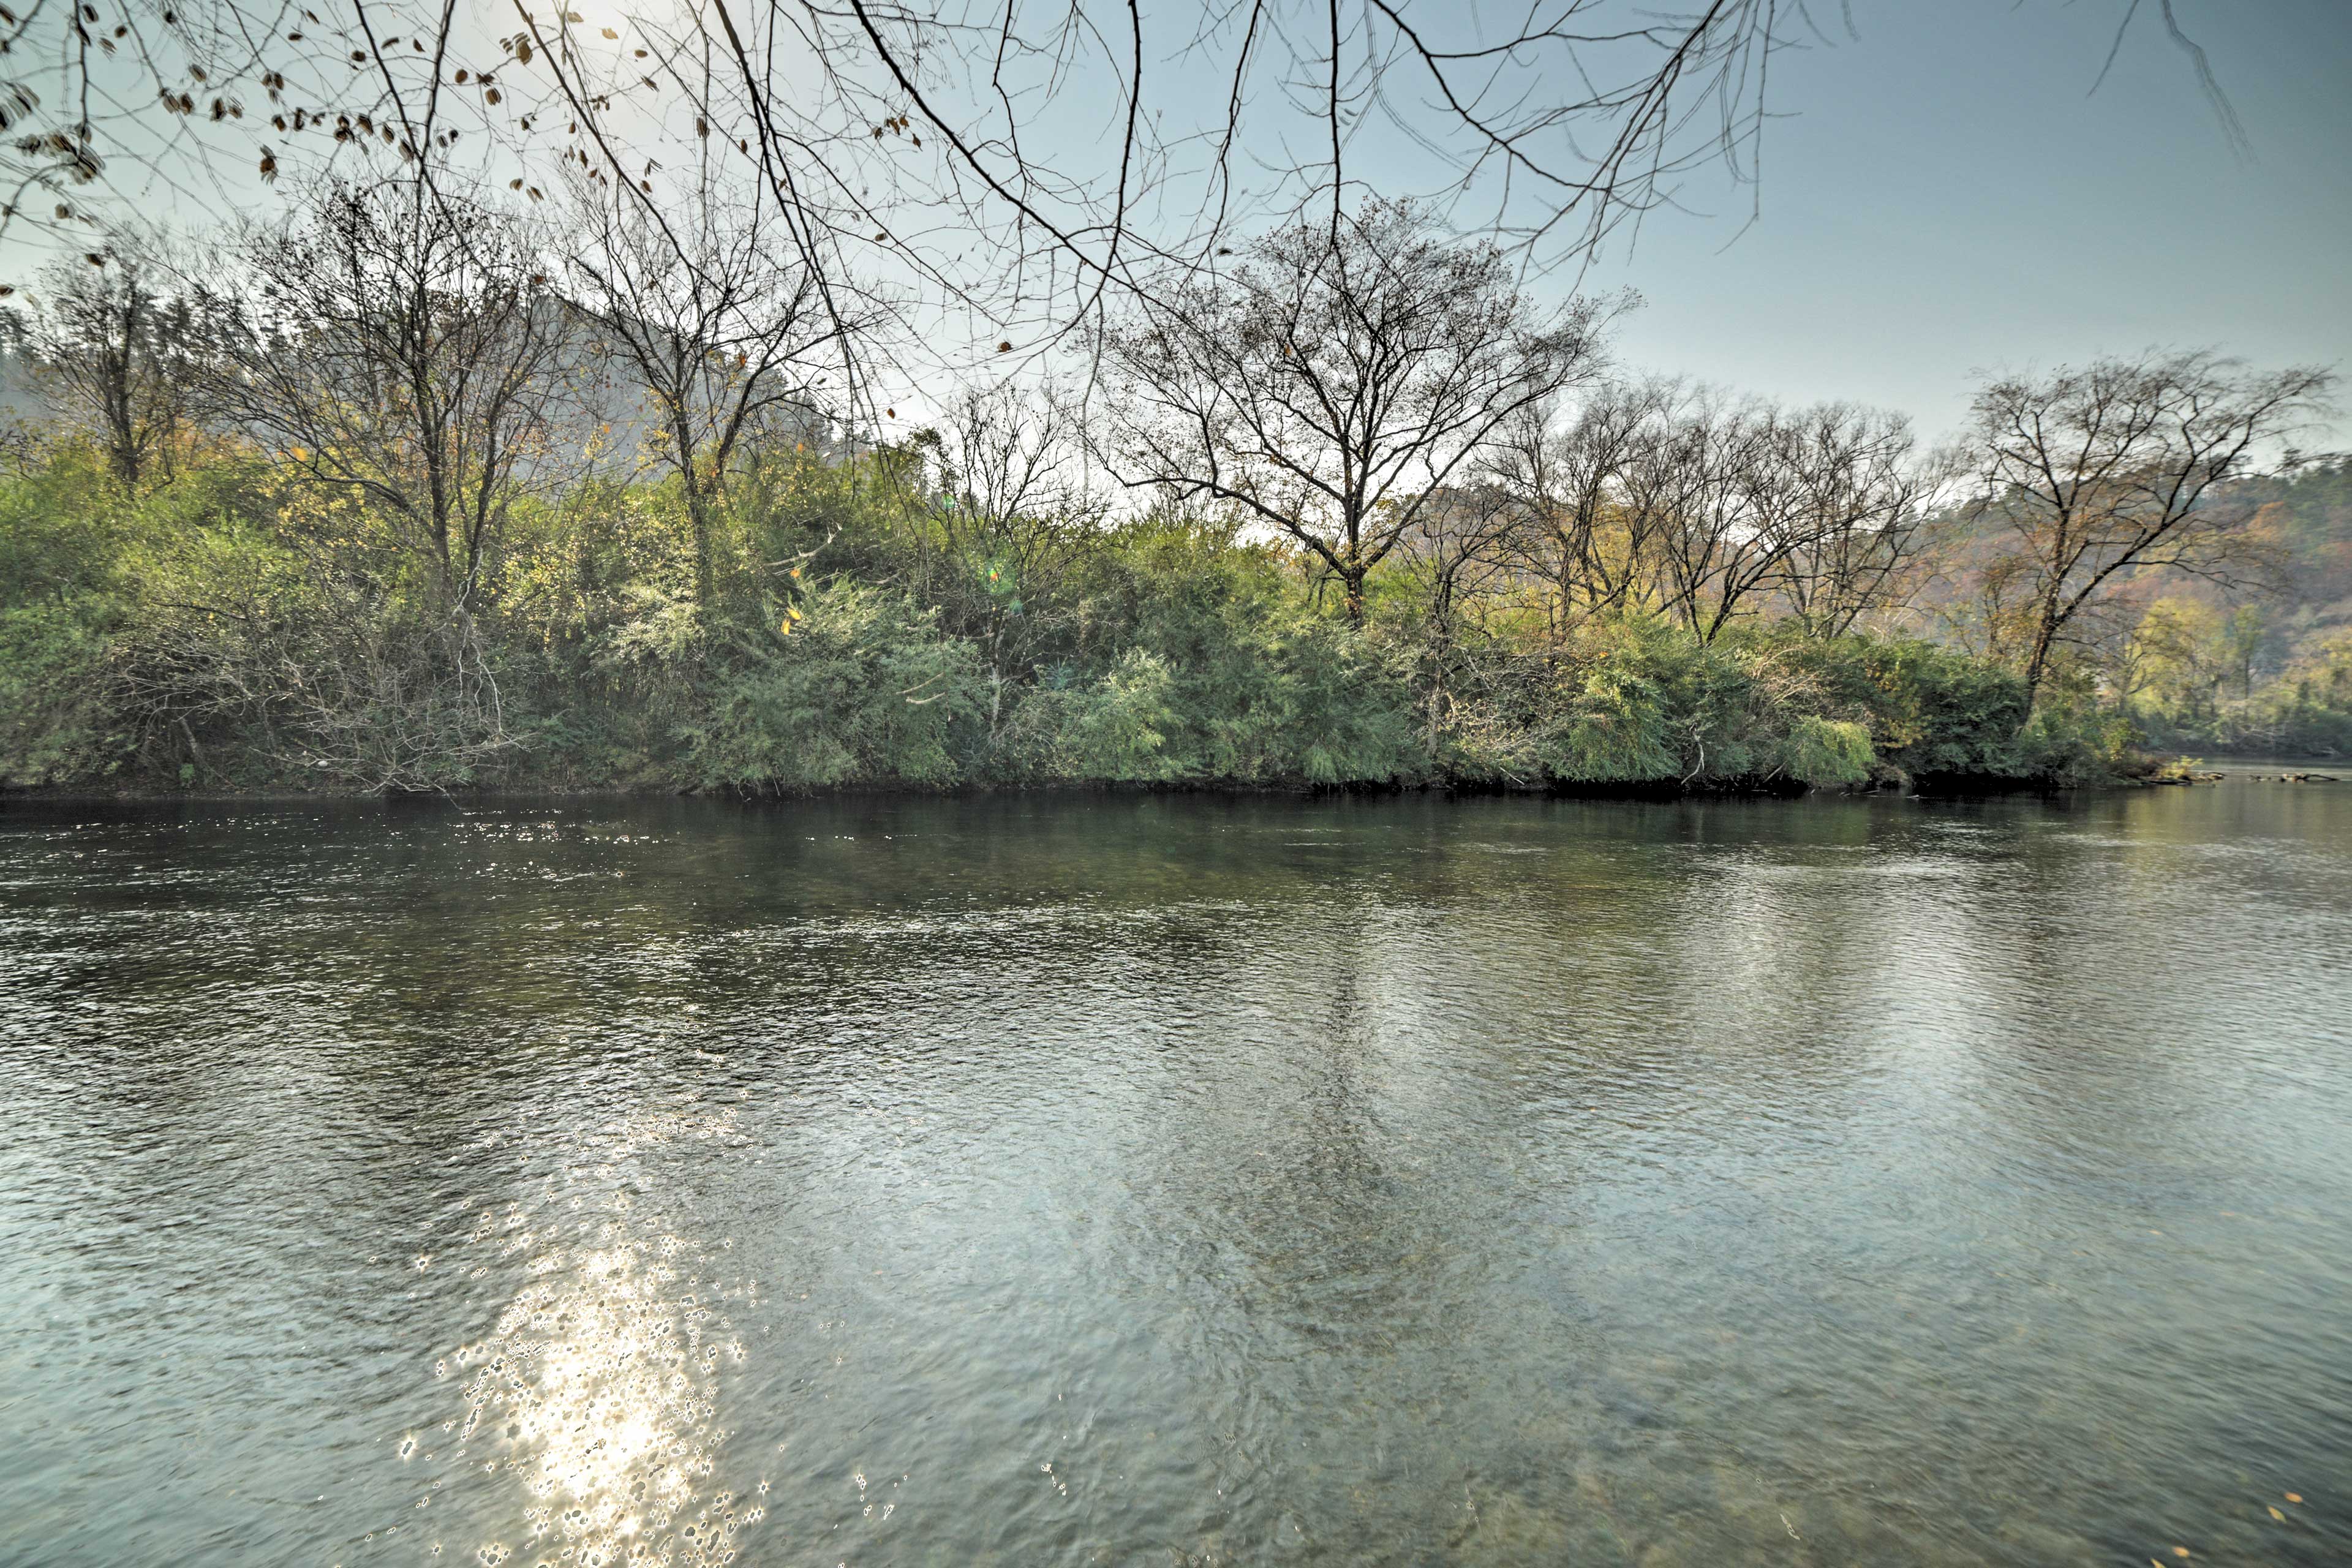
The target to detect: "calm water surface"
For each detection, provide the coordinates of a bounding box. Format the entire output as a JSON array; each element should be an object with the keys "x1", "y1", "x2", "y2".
[{"x1": 2, "y1": 783, "x2": 2348, "y2": 1566}]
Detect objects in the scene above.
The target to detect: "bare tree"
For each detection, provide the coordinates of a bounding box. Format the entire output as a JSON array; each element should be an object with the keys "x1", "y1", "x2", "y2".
[
  {"x1": 32, "y1": 234, "x2": 216, "y2": 489},
  {"x1": 189, "y1": 180, "x2": 577, "y2": 786},
  {"x1": 0, "y1": 0, "x2": 2260, "y2": 394},
  {"x1": 1099, "y1": 198, "x2": 1609, "y2": 624},
  {"x1": 1491, "y1": 381, "x2": 1672, "y2": 639},
  {"x1": 1615, "y1": 391, "x2": 1789, "y2": 642},
  {"x1": 1755, "y1": 404, "x2": 1947, "y2": 638},
  {"x1": 563, "y1": 163, "x2": 843, "y2": 608},
  {"x1": 206, "y1": 181, "x2": 575, "y2": 608},
  {"x1": 1962, "y1": 351, "x2": 2335, "y2": 704},
  {"x1": 918, "y1": 383, "x2": 1104, "y2": 737},
  {"x1": 1506, "y1": 390, "x2": 1947, "y2": 644},
  {"x1": 1392, "y1": 477, "x2": 1524, "y2": 753}
]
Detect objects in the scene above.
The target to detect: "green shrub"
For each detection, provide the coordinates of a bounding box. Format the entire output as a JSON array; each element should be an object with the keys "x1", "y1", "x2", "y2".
[
  {"x1": 0, "y1": 602, "x2": 119, "y2": 785},
  {"x1": 1779, "y1": 715, "x2": 1875, "y2": 788},
  {"x1": 683, "y1": 579, "x2": 982, "y2": 791}
]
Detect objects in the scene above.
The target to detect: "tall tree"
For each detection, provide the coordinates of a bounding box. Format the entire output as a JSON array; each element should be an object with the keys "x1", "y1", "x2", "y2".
[
  {"x1": 206, "y1": 181, "x2": 575, "y2": 608},
  {"x1": 1100, "y1": 198, "x2": 1608, "y2": 623},
  {"x1": 184, "y1": 181, "x2": 578, "y2": 787},
  {"x1": 1964, "y1": 351, "x2": 2334, "y2": 704},
  {"x1": 916, "y1": 383, "x2": 1102, "y2": 738},
  {"x1": 1491, "y1": 381, "x2": 1671, "y2": 639},
  {"x1": 1752, "y1": 404, "x2": 1945, "y2": 638},
  {"x1": 34, "y1": 236, "x2": 215, "y2": 489},
  {"x1": 1618, "y1": 393, "x2": 1775, "y2": 643},
  {"x1": 564, "y1": 168, "x2": 842, "y2": 608}
]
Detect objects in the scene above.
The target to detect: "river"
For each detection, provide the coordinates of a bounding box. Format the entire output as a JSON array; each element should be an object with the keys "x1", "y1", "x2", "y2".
[{"x1": 2, "y1": 781, "x2": 2347, "y2": 1565}]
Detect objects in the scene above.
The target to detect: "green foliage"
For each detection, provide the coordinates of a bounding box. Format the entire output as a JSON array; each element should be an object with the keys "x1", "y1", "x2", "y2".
[
  {"x1": 1455, "y1": 619, "x2": 1880, "y2": 789},
  {"x1": 1780, "y1": 716, "x2": 1875, "y2": 788},
  {"x1": 0, "y1": 600, "x2": 119, "y2": 784},
  {"x1": 682, "y1": 579, "x2": 982, "y2": 792},
  {"x1": 1763, "y1": 635, "x2": 2033, "y2": 780},
  {"x1": 1055, "y1": 649, "x2": 1188, "y2": 782},
  {"x1": 1097, "y1": 545, "x2": 1424, "y2": 784},
  {"x1": 2011, "y1": 698, "x2": 2139, "y2": 787},
  {"x1": 0, "y1": 436, "x2": 2171, "y2": 797}
]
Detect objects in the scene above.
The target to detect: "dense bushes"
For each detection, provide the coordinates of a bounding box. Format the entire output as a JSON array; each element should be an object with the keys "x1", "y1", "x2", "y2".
[
  {"x1": 684, "y1": 581, "x2": 982, "y2": 791},
  {"x1": 0, "y1": 438, "x2": 2174, "y2": 796},
  {"x1": 2120, "y1": 626, "x2": 2352, "y2": 759}
]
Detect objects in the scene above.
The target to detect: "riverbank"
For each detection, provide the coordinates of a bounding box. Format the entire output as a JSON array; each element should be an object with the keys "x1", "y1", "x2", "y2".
[
  {"x1": 0, "y1": 756, "x2": 2237, "y2": 810},
  {"x1": 17, "y1": 442, "x2": 2334, "y2": 802}
]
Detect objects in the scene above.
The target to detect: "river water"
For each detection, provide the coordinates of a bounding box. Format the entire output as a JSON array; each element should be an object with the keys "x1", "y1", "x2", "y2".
[{"x1": 2, "y1": 782, "x2": 2348, "y2": 1566}]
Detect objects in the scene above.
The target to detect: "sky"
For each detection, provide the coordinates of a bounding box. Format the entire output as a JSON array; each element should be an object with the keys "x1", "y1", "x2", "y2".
[
  {"x1": 6, "y1": 1, "x2": 2345, "y2": 449},
  {"x1": 1566, "y1": 1, "x2": 2352, "y2": 445}
]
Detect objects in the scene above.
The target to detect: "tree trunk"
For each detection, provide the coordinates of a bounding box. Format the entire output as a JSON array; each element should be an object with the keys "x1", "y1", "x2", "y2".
[
  {"x1": 683, "y1": 456, "x2": 715, "y2": 608},
  {"x1": 2022, "y1": 629, "x2": 2056, "y2": 713}
]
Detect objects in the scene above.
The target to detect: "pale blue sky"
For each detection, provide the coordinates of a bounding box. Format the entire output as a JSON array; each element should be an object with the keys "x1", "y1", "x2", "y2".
[
  {"x1": 1567, "y1": 2, "x2": 2352, "y2": 443},
  {"x1": 8, "y1": 2, "x2": 2342, "y2": 448}
]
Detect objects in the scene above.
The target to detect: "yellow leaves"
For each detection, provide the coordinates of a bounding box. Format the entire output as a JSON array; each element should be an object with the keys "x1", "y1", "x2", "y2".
[
  {"x1": 2269, "y1": 1507, "x2": 2286, "y2": 1523},
  {"x1": 601, "y1": 26, "x2": 618, "y2": 39},
  {"x1": 2285, "y1": 1493, "x2": 2302, "y2": 1504},
  {"x1": 290, "y1": 447, "x2": 309, "y2": 462}
]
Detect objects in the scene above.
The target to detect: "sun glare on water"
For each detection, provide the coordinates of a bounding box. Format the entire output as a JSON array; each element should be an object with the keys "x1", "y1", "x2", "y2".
[{"x1": 415, "y1": 1107, "x2": 763, "y2": 1567}]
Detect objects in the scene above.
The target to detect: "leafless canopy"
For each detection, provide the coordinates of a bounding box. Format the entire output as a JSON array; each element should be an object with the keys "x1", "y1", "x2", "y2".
[
  {"x1": 0, "y1": 3, "x2": 2261, "y2": 390},
  {"x1": 1098, "y1": 197, "x2": 1611, "y2": 620},
  {"x1": 1962, "y1": 349, "x2": 2335, "y2": 700},
  {"x1": 31, "y1": 229, "x2": 217, "y2": 487},
  {"x1": 1485, "y1": 379, "x2": 1944, "y2": 643},
  {"x1": 564, "y1": 157, "x2": 846, "y2": 605},
  {"x1": 204, "y1": 178, "x2": 575, "y2": 606}
]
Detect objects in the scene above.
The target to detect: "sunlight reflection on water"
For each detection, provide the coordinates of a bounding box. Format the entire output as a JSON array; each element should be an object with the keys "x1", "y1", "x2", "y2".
[{"x1": 423, "y1": 1108, "x2": 760, "y2": 1568}]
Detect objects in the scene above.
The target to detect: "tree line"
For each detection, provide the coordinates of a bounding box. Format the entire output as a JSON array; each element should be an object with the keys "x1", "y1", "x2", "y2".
[{"x1": 0, "y1": 177, "x2": 2337, "y2": 794}]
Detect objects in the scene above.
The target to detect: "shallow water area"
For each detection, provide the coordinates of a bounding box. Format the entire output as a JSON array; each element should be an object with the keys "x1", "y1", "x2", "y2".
[{"x1": 2, "y1": 782, "x2": 2348, "y2": 1566}]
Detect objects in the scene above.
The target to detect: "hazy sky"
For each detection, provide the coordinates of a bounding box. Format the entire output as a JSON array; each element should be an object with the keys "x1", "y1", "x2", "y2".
[
  {"x1": 1570, "y1": 2, "x2": 2352, "y2": 444},
  {"x1": 9, "y1": 2, "x2": 2343, "y2": 448}
]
